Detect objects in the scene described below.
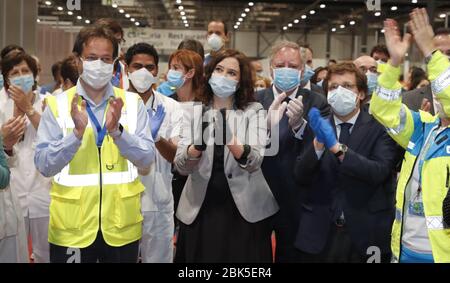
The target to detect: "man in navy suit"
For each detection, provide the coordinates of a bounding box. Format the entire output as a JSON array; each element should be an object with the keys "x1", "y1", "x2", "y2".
[
  {"x1": 256, "y1": 40, "x2": 330, "y2": 262},
  {"x1": 294, "y1": 62, "x2": 399, "y2": 262}
]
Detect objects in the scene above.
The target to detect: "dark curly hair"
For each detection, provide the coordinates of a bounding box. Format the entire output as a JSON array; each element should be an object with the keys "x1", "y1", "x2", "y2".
[
  {"x1": 201, "y1": 49, "x2": 255, "y2": 110},
  {"x1": 1, "y1": 51, "x2": 38, "y2": 91}
]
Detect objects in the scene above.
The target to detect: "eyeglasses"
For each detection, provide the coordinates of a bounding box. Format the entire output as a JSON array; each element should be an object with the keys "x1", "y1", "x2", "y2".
[
  {"x1": 328, "y1": 83, "x2": 357, "y2": 91},
  {"x1": 82, "y1": 56, "x2": 116, "y2": 64}
]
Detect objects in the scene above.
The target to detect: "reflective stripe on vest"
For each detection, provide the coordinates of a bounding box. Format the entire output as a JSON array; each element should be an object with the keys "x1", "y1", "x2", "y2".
[{"x1": 53, "y1": 88, "x2": 139, "y2": 187}]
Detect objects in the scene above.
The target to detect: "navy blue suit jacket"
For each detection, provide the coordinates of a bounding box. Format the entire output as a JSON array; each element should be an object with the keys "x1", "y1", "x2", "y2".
[
  {"x1": 256, "y1": 86, "x2": 330, "y2": 262},
  {"x1": 294, "y1": 109, "x2": 399, "y2": 255}
]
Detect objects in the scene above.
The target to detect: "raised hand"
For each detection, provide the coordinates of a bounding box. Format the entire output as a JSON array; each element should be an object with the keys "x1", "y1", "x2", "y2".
[
  {"x1": 267, "y1": 92, "x2": 288, "y2": 129},
  {"x1": 193, "y1": 106, "x2": 210, "y2": 152},
  {"x1": 1, "y1": 115, "x2": 27, "y2": 150},
  {"x1": 308, "y1": 107, "x2": 337, "y2": 150},
  {"x1": 287, "y1": 96, "x2": 304, "y2": 130},
  {"x1": 383, "y1": 19, "x2": 412, "y2": 67},
  {"x1": 308, "y1": 107, "x2": 326, "y2": 144},
  {"x1": 9, "y1": 85, "x2": 33, "y2": 114},
  {"x1": 420, "y1": 98, "x2": 432, "y2": 113},
  {"x1": 148, "y1": 104, "x2": 166, "y2": 140},
  {"x1": 409, "y1": 8, "x2": 436, "y2": 57},
  {"x1": 70, "y1": 93, "x2": 88, "y2": 139},
  {"x1": 105, "y1": 97, "x2": 124, "y2": 133}
]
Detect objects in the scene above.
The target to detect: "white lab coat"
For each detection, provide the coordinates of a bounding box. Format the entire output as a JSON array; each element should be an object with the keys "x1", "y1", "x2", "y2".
[
  {"x1": 0, "y1": 89, "x2": 28, "y2": 262},
  {"x1": 140, "y1": 91, "x2": 182, "y2": 213},
  {"x1": 0, "y1": 90, "x2": 51, "y2": 219},
  {"x1": 139, "y1": 90, "x2": 182, "y2": 263}
]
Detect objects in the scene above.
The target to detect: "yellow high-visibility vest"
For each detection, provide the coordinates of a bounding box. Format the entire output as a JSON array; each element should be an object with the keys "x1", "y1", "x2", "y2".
[
  {"x1": 370, "y1": 51, "x2": 450, "y2": 262},
  {"x1": 45, "y1": 86, "x2": 145, "y2": 248}
]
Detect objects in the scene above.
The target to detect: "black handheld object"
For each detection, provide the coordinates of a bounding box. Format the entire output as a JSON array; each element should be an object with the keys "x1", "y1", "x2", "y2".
[{"x1": 194, "y1": 106, "x2": 208, "y2": 151}]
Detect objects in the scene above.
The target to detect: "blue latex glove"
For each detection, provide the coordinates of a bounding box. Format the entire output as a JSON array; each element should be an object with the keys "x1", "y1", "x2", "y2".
[
  {"x1": 156, "y1": 81, "x2": 176, "y2": 96},
  {"x1": 147, "y1": 104, "x2": 166, "y2": 140},
  {"x1": 307, "y1": 107, "x2": 337, "y2": 149},
  {"x1": 308, "y1": 108, "x2": 325, "y2": 144}
]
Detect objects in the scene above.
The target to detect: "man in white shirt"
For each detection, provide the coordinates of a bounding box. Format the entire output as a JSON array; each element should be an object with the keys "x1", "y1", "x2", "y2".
[{"x1": 125, "y1": 43, "x2": 182, "y2": 263}]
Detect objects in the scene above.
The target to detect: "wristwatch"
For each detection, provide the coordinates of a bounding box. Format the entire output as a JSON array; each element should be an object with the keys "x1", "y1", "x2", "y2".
[
  {"x1": 110, "y1": 124, "x2": 124, "y2": 139},
  {"x1": 425, "y1": 49, "x2": 438, "y2": 64},
  {"x1": 26, "y1": 107, "x2": 36, "y2": 117},
  {"x1": 334, "y1": 144, "x2": 348, "y2": 158}
]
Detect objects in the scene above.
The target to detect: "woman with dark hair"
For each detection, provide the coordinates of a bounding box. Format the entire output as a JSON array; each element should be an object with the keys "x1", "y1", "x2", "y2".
[
  {"x1": 174, "y1": 49, "x2": 278, "y2": 263},
  {"x1": 408, "y1": 67, "x2": 429, "y2": 90},
  {"x1": 0, "y1": 51, "x2": 39, "y2": 262},
  {"x1": 311, "y1": 66, "x2": 328, "y2": 87}
]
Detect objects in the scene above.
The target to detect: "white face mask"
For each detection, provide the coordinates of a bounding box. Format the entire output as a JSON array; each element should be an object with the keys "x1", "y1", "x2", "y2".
[
  {"x1": 327, "y1": 86, "x2": 359, "y2": 116},
  {"x1": 80, "y1": 59, "x2": 114, "y2": 90},
  {"x1": 128, "y1": 68, "x2": 157, "y2": 94},
  {"x1": 209, "y1": 74, "x2": 238, "y2": 98},
  {"x1": 207, "y1": 34, "x2": 224, "y2": 52}
]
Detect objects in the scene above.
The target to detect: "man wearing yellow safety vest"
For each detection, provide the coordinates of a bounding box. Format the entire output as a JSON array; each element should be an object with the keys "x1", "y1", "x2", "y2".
[
  {"x1": 370, "y1": 8, "x2": 450, "y2": 263},
  {"x1": 34, "y1": 25, "x2": 155, "y2": 263}
]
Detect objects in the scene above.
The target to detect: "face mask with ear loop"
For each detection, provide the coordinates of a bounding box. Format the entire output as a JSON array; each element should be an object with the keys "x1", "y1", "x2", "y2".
[
  {"x1": 327, "y1": 86, "x2": 359, "y2": 116},
  {"x1": 80, "y1": 58, "x2": 115, "y2": 90},
  {"x1": 167, "y1": 69, "x2": 186, "y2": 89},
  {"x1": 10, "y1": 74, "x2": 35, "y2": 94},
  {"x1": 128, "y1": 68, "x2": 158, "y2": 94},
  {"x1": 207, "y1": 34, "x2": 224, "y2": 52}
]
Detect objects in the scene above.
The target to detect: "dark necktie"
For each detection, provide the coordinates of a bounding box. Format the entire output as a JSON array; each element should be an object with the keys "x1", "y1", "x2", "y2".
[
  {"x1": 339, "y1": 123, "x2": 352, "y2": 144},
  {"x1": 334, "y1": 122, "x2": 352, "y2": 223}
]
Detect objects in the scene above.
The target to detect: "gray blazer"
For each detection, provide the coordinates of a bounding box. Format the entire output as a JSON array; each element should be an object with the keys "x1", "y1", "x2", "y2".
[
  {"x1": 174, "y1": 102, "x2": 279, "y2": 225},
  {"x1": 401, "y1": 85, "x2": 435, "y2": 115}
]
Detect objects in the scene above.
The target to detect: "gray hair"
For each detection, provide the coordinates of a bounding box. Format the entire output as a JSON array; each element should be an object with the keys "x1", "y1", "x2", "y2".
[{"x1": 270, "y1": 40, "x2": 304, "y2": 66}]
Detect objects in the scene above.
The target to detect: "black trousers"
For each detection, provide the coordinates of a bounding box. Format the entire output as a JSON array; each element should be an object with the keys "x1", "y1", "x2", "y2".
[
  {"x1": 273, "y1": 211, "x2": 304, "y2": 263},
  {"x1": 298, "y1": 222, "x2": 391, "y2": 263},
  {"x1": 50, "y1": 231, "x2": 139, "y2": 263}
]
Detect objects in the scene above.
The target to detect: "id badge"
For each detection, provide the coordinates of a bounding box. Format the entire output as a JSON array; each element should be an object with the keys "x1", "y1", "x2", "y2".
[{"x1": 408, "y1": 201, "x2": 425, "y2": 217}]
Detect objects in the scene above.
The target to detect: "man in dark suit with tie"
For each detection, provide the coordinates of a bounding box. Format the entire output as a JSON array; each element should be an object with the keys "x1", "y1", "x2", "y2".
[
  {"x1": 256, "y1": 40, "x2": 330, "y2": 262},
  {"x1": 294, "y1": 62, "x2": 399, "y2": 262}
]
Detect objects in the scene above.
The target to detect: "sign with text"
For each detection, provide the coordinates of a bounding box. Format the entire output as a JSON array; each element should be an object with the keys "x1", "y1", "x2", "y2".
[
  {"x1": 123, "y1": 28, "x2": 207, "y2": 51},
  {"x1": 102, "y1": 0, "x2": 136, "y2": 6}
]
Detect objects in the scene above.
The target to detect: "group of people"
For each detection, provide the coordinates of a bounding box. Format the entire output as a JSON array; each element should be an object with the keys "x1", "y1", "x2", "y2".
[{"x1": 0, "y1": 7, "x2": 449, "y2": 263}]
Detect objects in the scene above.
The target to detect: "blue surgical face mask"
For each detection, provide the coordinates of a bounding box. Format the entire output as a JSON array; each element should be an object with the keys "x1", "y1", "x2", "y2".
[
  {"x1": 273, "y1": 67, "x2": 301, "y2": 92},
  {"x1": 209, "y1": 74, "x2": 238, "y2": 98},
  {"x1": 327, "y1": 86, "x2": 358, "y2": 116},
  {"x1": 10, "y1": 74, "x2": 35, "y2": 93},
  {"x1": 167, "y1": 69, "x2": 186, "y2": 89},
  {"x1": 317, "y1": 79, "x2": 324, "y2": 88},
  {"x1": 301, "y1": 65, "x2": 315, "y2": 85},
  {"x1": 0, "y1": 74, "x2": 3, "y2": 90},
  {"x1": 366, "y1": 71, "x2": 378, "y2": 96}
]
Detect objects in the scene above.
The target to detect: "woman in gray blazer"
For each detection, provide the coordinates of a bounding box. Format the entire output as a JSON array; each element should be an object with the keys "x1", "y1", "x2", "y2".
[{"x1": 174, "y1": 49, "x2": 279, "y2": 263}]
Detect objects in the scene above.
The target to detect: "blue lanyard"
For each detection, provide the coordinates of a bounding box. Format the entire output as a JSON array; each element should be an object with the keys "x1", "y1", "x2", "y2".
[{"x1": 85, "y1": 101, "x2": 108, "y2": 147}]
